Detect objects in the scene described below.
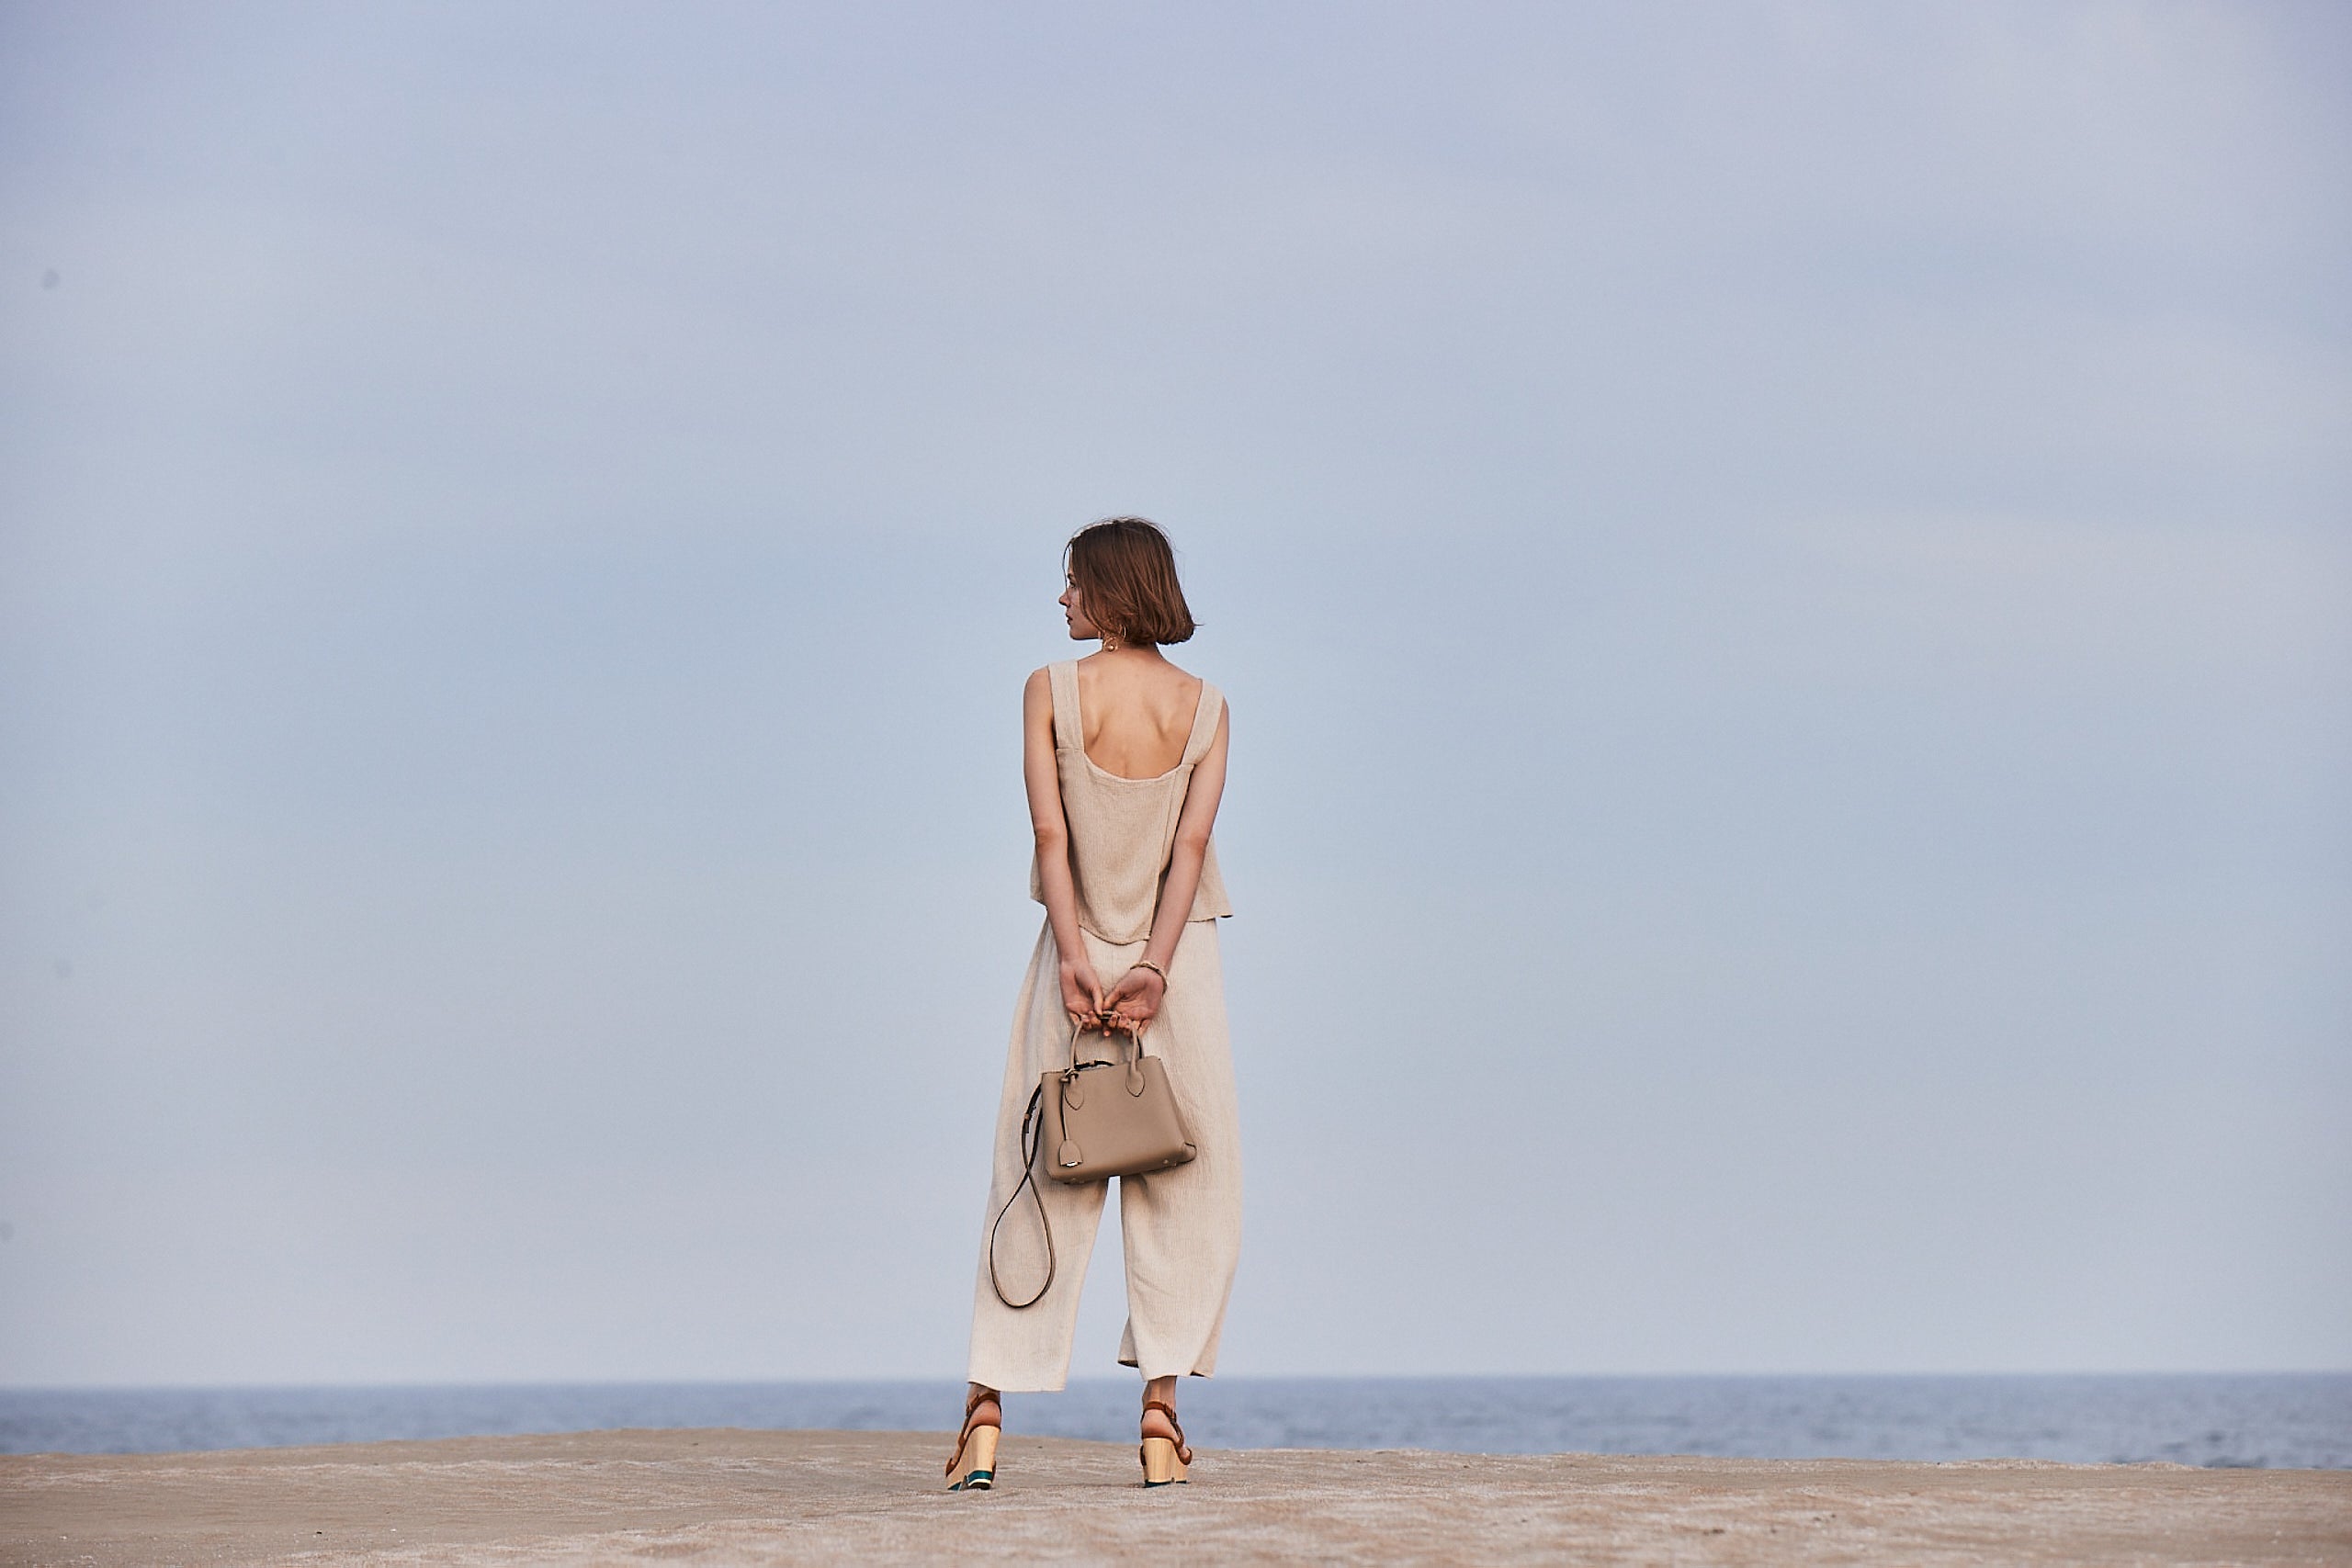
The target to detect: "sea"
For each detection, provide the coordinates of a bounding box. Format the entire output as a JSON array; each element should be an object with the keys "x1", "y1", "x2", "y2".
[{"x1": 5, "y1": 1375, "x2": 2347, "y2": 1467}]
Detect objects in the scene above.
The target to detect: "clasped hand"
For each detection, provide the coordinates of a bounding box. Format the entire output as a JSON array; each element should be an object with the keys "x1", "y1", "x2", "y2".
[{"x1": 1059, "y1": 958, "x2": 1165, "y2": 1032}]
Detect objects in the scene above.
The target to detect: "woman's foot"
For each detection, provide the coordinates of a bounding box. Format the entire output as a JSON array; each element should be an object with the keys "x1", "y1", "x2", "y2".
[
  {"x1": 1139, "y1": 1392, "x2": 1191, "y2": 1487},
  {"x1": 945, "y1": 1385, "x2": 1001, "y2": 1491}
]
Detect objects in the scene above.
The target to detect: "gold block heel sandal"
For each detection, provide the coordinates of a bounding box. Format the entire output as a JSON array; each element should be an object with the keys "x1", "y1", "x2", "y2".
[
  {"x1": 1138, "y1": 1400, "x2": 1191, "y2": 1487},
  {"x1": 945, "y1": 1390, "x2": 1001, "y2": 1491}
]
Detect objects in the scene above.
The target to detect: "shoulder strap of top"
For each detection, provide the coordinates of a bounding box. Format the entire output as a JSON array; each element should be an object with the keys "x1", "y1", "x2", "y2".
[
  {"x1": 1181, "y1": 681, "x2": 1224, "y2": 768},
  {"x1": 1046, "y1": 660, "x2": 1081, "y2": 753}
]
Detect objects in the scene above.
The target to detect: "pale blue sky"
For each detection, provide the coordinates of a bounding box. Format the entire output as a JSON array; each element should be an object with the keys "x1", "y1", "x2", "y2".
[{"x1": 2, "y1": 0, "x2": 2347, "y2": 1384}]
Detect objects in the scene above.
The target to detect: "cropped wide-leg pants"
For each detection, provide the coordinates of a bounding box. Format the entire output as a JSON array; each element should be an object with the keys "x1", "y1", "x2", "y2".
[{"x1": 966, "y1": 917, "x2": 1243, "y2": 1392}]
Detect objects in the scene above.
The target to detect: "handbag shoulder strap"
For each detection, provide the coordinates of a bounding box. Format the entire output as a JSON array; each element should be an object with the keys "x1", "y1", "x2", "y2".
[{"x1": 987, "y1": 1084, "x2": 1055, "y2": 1309}]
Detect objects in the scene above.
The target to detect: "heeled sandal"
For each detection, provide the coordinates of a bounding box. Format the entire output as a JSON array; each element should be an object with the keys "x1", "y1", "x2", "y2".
[
  {"x1": 1138, "y1": 1399, "x2": 1192, "y2": 1487},
  {"x1": 945, "y1": 1388, "x2": 1001, "y2": 1491}
]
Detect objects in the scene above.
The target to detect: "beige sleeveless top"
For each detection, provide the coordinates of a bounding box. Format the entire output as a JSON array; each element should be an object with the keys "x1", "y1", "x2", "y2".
[{"x1": 1028, "y1": 660, "x2": 1232, "y2": 943}]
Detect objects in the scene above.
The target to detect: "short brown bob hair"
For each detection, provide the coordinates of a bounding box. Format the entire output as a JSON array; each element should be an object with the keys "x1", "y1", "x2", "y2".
[{"x1": 1066, "y1": 516, "x2": 1195, "y2": 646}]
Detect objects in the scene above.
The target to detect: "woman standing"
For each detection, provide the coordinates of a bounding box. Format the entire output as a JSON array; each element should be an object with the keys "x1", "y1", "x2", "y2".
[{"x1": 946, "y1": 517, "x2": 1242, "y2": 1491}]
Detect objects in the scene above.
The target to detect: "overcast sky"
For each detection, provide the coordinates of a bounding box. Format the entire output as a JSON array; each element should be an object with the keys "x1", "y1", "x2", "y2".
[{"x1": 3, "y1": 1, "x2": 2347, "y2": 1386}]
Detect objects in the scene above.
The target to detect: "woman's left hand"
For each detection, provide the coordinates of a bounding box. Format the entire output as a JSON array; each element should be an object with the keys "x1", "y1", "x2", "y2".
[{"x1": 1102, "y1": 964, "x2": 1167, "y2": 1032}]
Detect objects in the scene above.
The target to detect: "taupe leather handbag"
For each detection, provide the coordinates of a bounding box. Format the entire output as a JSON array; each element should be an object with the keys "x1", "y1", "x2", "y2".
[
  {"x1": 1040, "y1": 1024, "x2": 1198, "y2": 1184},
  {"x1": 988, "y1": 1022, "x2": 1198, "y2": 1309}
]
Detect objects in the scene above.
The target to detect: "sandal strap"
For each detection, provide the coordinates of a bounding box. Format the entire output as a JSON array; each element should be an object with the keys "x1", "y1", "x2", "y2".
[
  {"x1": 1141, "y1": 1399, "x2": 1191, "y2": 1463},
  {"x1": 945, "y1": 1395, "x2": 1001, "y2": 1477}
]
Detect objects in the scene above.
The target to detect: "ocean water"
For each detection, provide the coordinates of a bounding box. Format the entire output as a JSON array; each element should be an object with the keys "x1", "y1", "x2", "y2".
[{"x1": 3, "y1": 1375, "x2": 2346, "y2": 1468}]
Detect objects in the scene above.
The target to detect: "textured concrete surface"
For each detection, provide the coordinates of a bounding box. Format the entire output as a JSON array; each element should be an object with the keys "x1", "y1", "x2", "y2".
[{"x1": 5, "y1": 1427, "x2": 2348, "y2": 1566}]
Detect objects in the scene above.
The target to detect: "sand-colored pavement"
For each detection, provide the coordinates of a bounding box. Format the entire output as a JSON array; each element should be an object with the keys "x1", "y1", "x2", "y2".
[{"x1": 4, "y1": 1428, "x2": 2346, "y2": 1566}]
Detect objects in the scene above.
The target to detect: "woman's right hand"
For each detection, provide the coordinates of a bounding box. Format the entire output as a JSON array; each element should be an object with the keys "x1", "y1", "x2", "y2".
[{"x1": 1058, "y1": 957, "x2": 1106, "y2": 1026}]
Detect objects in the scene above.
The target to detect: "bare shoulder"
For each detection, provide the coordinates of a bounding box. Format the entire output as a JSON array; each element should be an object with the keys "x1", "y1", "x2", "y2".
[
  {"x1": 1182, "y1": 664, "x2": 1228, "y2": 713},
  {"x1": 1147, "y1": 655, "x2": 1205, "y2": 696}
]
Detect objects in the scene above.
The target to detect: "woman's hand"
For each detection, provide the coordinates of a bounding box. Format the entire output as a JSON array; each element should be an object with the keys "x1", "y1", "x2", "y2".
[
  {"x1": 1057, "y1": 958, "x2": 1106, "y2": 1026},
  {"x1": 1101, "y1": 965, "x2": 1167, "y2": 1032}
]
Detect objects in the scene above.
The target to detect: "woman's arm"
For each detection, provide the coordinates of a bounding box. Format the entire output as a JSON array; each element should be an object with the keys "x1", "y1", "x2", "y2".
[
  {"x1": 1023, "y1": 668, "x2": 1105, "y2": 1025},
  {"x1": 1103, "y1": 701, "x2": 1229, "y2": 1030}
]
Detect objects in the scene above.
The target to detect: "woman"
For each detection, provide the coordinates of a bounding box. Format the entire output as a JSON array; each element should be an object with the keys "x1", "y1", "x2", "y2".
[{"x1": 946, "y1": 516, "x2": 1242, "y2": 1491}]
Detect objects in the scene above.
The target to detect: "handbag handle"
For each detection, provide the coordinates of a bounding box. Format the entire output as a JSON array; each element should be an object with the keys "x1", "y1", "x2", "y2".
[
  {"x1": 1067, "y1": 1018, "x2": 1149, "y2": 1072},
  {"x1": 1067, "y1": 1020, "x2": 1154, "y2": 1104}
]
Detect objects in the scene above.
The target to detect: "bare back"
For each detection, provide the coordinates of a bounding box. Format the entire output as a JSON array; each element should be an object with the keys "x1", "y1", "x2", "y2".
[{"x1": 1073, "y1": 654, "x2": 1204, "y2": 780}]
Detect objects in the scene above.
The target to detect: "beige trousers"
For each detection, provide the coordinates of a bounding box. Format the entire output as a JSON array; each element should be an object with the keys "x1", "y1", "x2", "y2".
[{"x1": 966, "y1": 918, "x2": 1243, "y2": 1392}]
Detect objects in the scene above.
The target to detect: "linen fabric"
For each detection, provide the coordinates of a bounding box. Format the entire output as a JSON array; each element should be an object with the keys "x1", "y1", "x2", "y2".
[{"x1": 967, "y1": 660, "x2": 1242, "y2": 1391}]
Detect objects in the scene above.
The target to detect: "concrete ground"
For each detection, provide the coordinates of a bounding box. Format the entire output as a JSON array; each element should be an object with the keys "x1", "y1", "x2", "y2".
[{"x1": 5, "y1": 1427, "x2": 2347, "y2": 1566}]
